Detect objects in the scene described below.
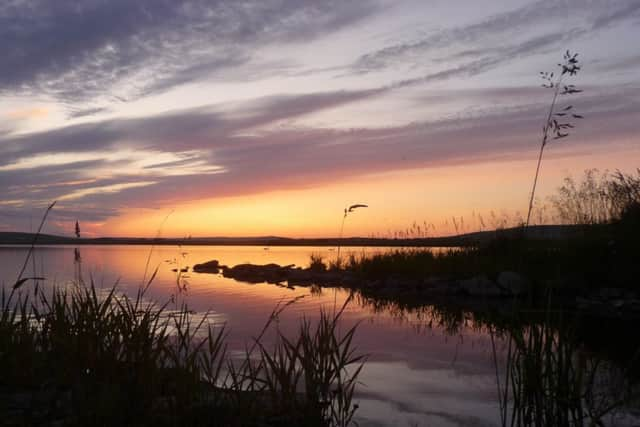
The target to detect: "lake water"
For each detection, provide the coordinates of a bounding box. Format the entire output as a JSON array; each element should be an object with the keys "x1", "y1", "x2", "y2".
[{"x1": 0, "y1": 245, "x2": 508, "y2": 426}]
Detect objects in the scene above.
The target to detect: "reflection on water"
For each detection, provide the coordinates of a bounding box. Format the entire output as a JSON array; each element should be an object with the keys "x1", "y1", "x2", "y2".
[
  {"x1": 356, "y1": 295, "x2": 640, "y2": 426},
  {"x1": 1, "y1": 245, "x2": 637, "y2": 426}
]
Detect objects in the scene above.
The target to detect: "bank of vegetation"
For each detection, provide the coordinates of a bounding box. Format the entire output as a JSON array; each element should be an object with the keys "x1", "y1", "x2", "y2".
[
  {"x1": 0, "y1": 280, "x2": 363, "y2": 426},
  {"x1": 314, "y1": 169, "x2": 640, "y2": 309}
]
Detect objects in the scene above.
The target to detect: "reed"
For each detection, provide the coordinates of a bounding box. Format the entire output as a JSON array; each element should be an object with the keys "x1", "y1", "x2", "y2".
[
  {"x1": 491, "y1": 307, "x2": 636, "y2": 427},
  {"x1": 309, "y1": 253, "x2": 327, "y2": 272},
  {"x1": 551, "y1": 168, "x2": 640, "y2": 225},
  {"x1": 526, "y1": 51, "x2": 584, "y2": 228},
  {"x1": 336, "y1": 204, "x2": 368, "y2": 263},
  {"x1": 0, "y1": 279, "x2": 364, "y2": 426}
]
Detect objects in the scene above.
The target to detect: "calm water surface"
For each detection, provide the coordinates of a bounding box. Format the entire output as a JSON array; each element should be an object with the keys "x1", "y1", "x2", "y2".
[{"x1": 1, "y1": 245, "x2": 501, "y2": 426}]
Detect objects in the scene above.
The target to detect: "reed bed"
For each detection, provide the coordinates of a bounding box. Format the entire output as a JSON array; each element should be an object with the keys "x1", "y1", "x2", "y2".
[
  {"x1": 0, "y1": 279, "x2": 363, "y2": 426},
  {"x1": 492, "y1": 311, "x2": 638, "y2": 427},
  {"x1": 317, "y1": 169, "x2": 640, "y2": 295}
]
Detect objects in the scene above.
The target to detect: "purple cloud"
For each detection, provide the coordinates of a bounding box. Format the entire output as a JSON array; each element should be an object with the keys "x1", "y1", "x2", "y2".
[
  {"x1": 1, "y1": 84, "x2": 638, "y2": 232},
  {"x1": 0, "y1": 0, "x2": 383, "y2": 103}
]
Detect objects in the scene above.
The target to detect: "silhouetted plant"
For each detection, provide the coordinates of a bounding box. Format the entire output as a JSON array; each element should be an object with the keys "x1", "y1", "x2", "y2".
[
  {"x1": 336, "y1": 204, "x2": 368, "y2": 265},
  {"x1": 12, "y1": 201, "x2": 55, "y2": 290},
  {"x1": 309, "y1": 253, "x2": 327, "y2": 272},
  {"x1": 550, "y1": 169, "x2": 640, "y2": 225},
  {"x1": 74, "y1": 220, "x2": 83, "y2": 284},
  {"x1": 0, "y1": 279, "x2": 364, "y2": 426},
  {"x1": 526, "y1": 51, "x2": 584, "y2": 228}
]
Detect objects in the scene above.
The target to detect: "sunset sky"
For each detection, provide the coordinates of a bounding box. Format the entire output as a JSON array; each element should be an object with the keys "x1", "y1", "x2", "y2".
[{"x1": 1, "y1": 0, "x2": 639, "y2": 237}]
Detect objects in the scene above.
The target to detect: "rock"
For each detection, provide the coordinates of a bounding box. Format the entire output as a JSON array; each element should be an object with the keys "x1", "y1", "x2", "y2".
[
  {"x1": 201, "y1": 260, "x2": 364, "y2": 287},
  {"x1": 459, "y1": 275, "x2": 503, "y2": 297},
  {"x1": 222, "y1": 263, "x2": 293, "y2": 283},
  {"x1": 193, "y1": 260, "x2": 221, "y2": 274},
  {"x1": 496, "y1": 271, "x2": 529, "y2": 296}
]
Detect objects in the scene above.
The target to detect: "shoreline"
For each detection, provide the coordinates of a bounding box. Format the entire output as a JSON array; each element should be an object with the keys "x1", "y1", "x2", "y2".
[
  {"x1": 0, "y1": 224, "x2": 589, "y2": 247},
  {"x1": 192, "y1": 259, "x2": 640, "y2": 320}
]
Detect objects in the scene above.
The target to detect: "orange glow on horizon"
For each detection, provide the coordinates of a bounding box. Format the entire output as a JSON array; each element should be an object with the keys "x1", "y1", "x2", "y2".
[{"x1": 92, "y1": 141, "x2": 639, "y2": 239}]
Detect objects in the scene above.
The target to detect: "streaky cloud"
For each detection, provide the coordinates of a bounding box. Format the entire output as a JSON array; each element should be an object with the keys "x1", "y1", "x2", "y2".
[
  {"x1": 1, "y1": 84, "x2": 638, "y2": 229},
  {"x1": 0, "y1": 0, "x2": 383, "y2": 104},
  {"x1": 349, "y1": 0, "x2": 639, "y2": 75}
]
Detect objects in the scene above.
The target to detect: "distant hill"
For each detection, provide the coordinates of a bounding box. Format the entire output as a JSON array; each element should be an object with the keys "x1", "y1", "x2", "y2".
[
  {"x1": 0, "y1": 225, "x2": 586, "y2": 247},
  {"x1": 0, "y1": 232, "x2": 74, "y2": 244}
]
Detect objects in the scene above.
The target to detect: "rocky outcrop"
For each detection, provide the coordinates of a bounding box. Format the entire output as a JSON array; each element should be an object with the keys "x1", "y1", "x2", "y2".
[
  {"x1": 218, "y1": 263, "x2": 351, "y2": 286},
  {"x1": 192, "y1": 259, "x2": 535, "y2": 300},
  {"x1": 192, "y1": 260, "x2": 221, "y2": 274},
  {"x1": 221, "y1": 263, "x2": 293, "y2": 283}
]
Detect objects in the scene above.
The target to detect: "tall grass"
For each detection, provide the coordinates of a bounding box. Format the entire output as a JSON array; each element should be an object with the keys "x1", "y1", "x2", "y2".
[
  {"x1": 0, "y1": 279, "x2": 363, "y2": 426},
  {"x1": 336, "y1": 204, "x2": 367, "y2": 263},
  {"x1": 526, "y1": 51, "x2": 584, "y2": 228},
  {"x1": 309, "y1": 253, "x2": 328, "y2": 272},
  {"x1": 12, "y1": 201, "x2": 55, "y2": 290},
  {"x1": 551, "y1": 169, "x2": 640, "y2": 225},
  {"x1": 491, "y1": 309, "x2": 636, "y2": 427},
  {"x1": 319, "y1": 169, "x2": 640, "y2": 295}
]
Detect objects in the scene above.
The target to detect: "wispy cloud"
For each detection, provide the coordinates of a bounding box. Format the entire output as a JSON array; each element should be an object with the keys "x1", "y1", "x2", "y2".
[
  {"x1": 2, "y1": 83, "x2": 638, "y2": 225},
  {"x1": 0, "y1": 0, "x2": 383, "y2": 103},
  {"x1": 57, "y1": 181, "x2": 158, "y2": 201},
  {"x1": 349, "y1": 0, "x2": 640, "y2": 76},
  {"x1": 391, "y1": 30, "x2": 585, "y2": 89},
  {"x1": 2, "y1": 0, "x2": 639, "y2": 234},
  {"x1": 66, "y1": 107, "x2": 111, "y2": 119}
]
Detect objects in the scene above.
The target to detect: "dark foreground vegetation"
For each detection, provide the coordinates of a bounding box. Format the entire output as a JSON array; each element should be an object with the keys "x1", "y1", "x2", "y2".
[
  {"x1": 312, "y1": 170, "x2": 640, "y2": 314},
  {"x1": 342, "y1": 169, "x2": 640, "y2": 425},
  {"x1": 0, "y1": 281, "x2": 363, "y2": 426}
]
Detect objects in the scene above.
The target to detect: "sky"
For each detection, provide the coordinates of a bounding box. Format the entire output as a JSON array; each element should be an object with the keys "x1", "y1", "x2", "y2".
[{"x1": 1, "y1": 0, "x2": 639, "y2": 238}]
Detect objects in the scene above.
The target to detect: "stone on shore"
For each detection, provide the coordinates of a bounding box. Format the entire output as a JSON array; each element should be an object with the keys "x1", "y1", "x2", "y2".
[
  {"x1": 222, "y1": 263, "x2": 293, "y2": 283},
  {"x1": 192, "y1": 259, "x2": 533, "y2": 301}
]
